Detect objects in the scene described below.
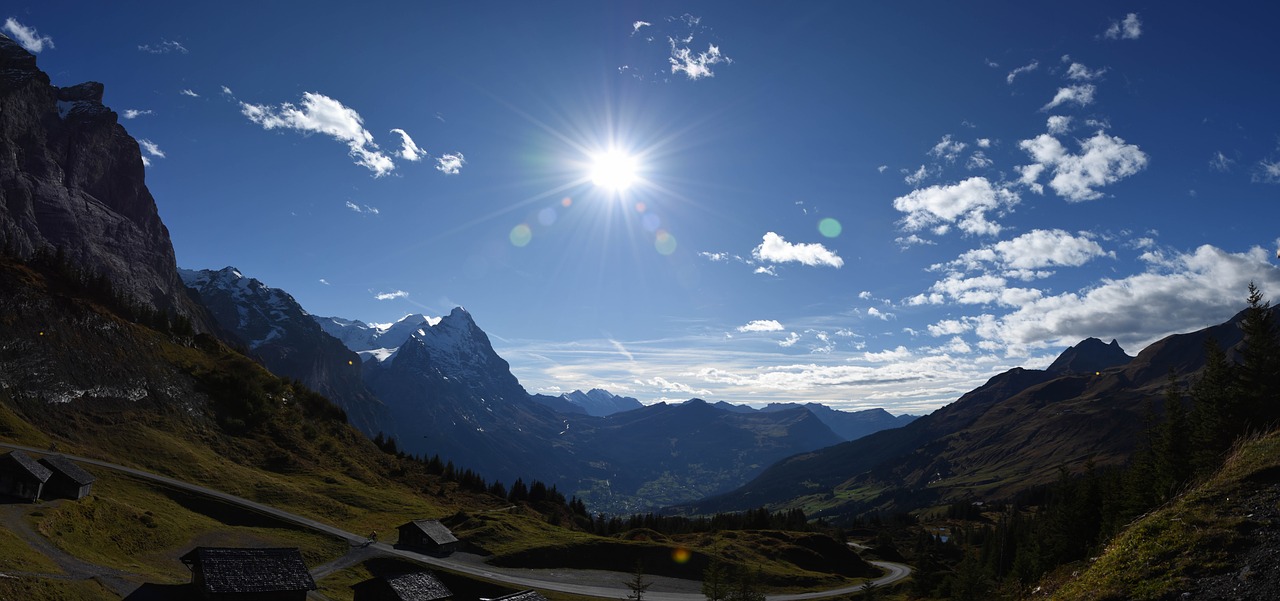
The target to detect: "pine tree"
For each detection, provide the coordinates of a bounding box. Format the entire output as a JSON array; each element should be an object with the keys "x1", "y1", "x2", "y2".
[
  {"x1": 1191, "y1": 338, "x2": 1236, "y2": 476},
  {"x1": 702, "y1": 562, "x2": 730, "y2": 601},
  {"x1": 1238, "y1": 282, "x2": 1280, "y2": 426},
  {"x1": 624, "y1": 562, "x2": 652, "y2": 601},
  {"x1": 1155, "y1": 375, "x2": 1192, "y2": 498}
]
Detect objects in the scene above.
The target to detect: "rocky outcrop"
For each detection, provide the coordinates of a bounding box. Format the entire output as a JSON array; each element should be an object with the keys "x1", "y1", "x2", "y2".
[{"x1": 0, "y1": 34, "x2": 207, "y2": 327}]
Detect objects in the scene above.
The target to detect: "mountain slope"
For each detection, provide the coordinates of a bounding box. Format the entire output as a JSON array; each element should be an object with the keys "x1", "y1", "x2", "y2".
[
  {"x1": 759, "y1": 402, "x2": 917, "y2": 441},
  {"x1": 691, "y1": 319, "x2": 1248, "y2": 518},
  {"x1": 180, "y1": 267, "x2": 389, "y2": 436}
]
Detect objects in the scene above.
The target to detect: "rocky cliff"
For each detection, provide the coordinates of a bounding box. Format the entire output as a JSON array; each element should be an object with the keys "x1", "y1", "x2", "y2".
[{"x1": 0, "y1": 34, "x2": 206, "y2": 327}]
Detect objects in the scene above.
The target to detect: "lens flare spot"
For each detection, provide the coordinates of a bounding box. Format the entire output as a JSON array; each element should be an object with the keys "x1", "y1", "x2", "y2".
[
  {"x1": 538, "y1": 207, "x2": 558, "y2": 226},
  {"x1": 818, "y1": 217, "x2": 842, "y2": 238},
  {"x1": 672, "y1": 547, "x2": 691, "y2": 564},
  {"x1": 561, "y1": 197, "x2": 573, "y2": 208},
  {"x1": 655, "y1": 230, "x2": 677, "y2": 255},
  {"x1": 510, "y1": 224, "x2": 532, "y2": 247},
  {"x1": 635, "y1": 202, "x2": 647, "y2": 213}
]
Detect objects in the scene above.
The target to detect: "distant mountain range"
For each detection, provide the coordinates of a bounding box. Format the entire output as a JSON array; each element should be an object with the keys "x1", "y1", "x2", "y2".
[{"x1": 681, "y1": 323, "x2": 1251, "y2": 519}]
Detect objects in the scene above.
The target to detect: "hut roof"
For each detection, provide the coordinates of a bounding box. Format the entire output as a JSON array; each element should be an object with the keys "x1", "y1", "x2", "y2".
[
  {"x1": 493, "y1": 590, "x2": 550, "y2": 601},
  {"x1": 39, "y1": 455, "x2": 96, "y2": 485},
  {"x1": 3, "y1": 450, "x2": 52, "y2": 482},
  {"x1": 402, "y1": 519, "x2": 459, "y2": 545},
  {"x1": 383, "y1": 571, "x2": 453, "y2": 601},
  {"x1": 179, "y1": 547, "x2": 316, "y2": 594}
]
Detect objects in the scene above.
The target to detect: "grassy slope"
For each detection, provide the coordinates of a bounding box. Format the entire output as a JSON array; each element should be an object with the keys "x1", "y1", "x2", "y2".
[
  {"x1": 1048, "y1": 429, "x2": 1280, "y2": 600},
  {"x1": 0, "y1": 259, "x2": 868, "y2": 596}
]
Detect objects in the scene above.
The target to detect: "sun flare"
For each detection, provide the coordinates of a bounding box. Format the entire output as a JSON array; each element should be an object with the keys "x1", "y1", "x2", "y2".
[{"x1": 588, "y1": 149, "x2": 639, "y2": 192}]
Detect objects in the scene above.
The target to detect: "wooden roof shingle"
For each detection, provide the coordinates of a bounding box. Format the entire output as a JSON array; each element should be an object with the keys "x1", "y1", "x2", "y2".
[
  {"x1": 404, "y1": 519, "x2": 459, "y2": 545},
  {"x1": 38, "y1": 455, "x2": 95, "y2": 485},
  {"x1": 383, "y1": 570, "x2": 453, "y2": 601},
  {"x1": 180, "y1": 547, "x2": 316, "y2": 594},
  {"x1": 3, "y1": 450, "x2": 52, "y2": 482}
]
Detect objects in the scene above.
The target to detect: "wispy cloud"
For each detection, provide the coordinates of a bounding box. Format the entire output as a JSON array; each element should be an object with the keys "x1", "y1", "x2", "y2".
[
  {"x1": 632, "y1": 21, "x2": 651, "y2": 35},
  {"x1": 137, "y1": 39, "x2": 187, "y2": 54},
  {"x1": 374, "y1": 290, "x2": 409, "y2": 300},
  {"x1": 951, "y1": 229, "x2": 1113, "y2": 274},
  {"x1": 669, "y1": 42, "x2": 731, "y2": 80},
  {"x1": 1209, "y1": 151, "x2": 1234, "y2": 172},
  {"x1": 137, "y1": 139, "x2": 165, "y2": 167},
  {"x1": 1006, "y1": 60, "x2": 1039, "y2": 84},
  {"x1": 344, "y1": 200, "x2": 380, "y2": 215},
  {"x1": 752, "y1": 232, "x2": 844, "y2": 268},
  {"x1": 240, "y1": 92, "x2": 396, "y2": 176},
  {"x1": 179, "y1": 89, "x2": 200, "y2": 97},
  {"x1": 1103, "y1": 13, "x2": 1142, "y2": 40},
  {"x1": 1065, "y1": 62, "x2": 1107, "y2": 81},
  {"x1": 122, "y1": 109, "x2": 153, "y2": 119},
  {"x1": 1254, "y1": 159, "x2": 1280, "y2": 184},
  {"x1": 1046, "y1": 115, "x2": 1072, "y2": 135},
  {"x1": 1041, "y1": 84, "x2": 1096, "y2": 111},
  {"x1": 436, "y1": 152, "x2": 465, "y2": 175},
  {"x1": 929, "y1": 134, "x2": 967, "y2": 162},
  {"x1": 2, "y1": 18, "x2": 53, "y2": 53}
]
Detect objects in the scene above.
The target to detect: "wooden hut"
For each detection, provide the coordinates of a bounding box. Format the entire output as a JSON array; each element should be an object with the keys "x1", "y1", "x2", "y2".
[
  {"x1": 396, "y1": 520, "x2": 459, "y2": 556},
  {"x1": 352, "y1": 570, "x2": 453, "y2": 601},
  {"x1": 37, "y1": 455, "x2": 95, "y2": 500},
  {"x1": 180, "y1": 547, "x2": 316, "y2": 600},
  {"x1": 0, "y1": 450, "x2": 52, "y2": 502}
]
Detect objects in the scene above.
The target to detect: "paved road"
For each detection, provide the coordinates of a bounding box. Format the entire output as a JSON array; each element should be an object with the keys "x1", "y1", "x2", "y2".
[{"x1": 0, "y1": 442, "x2": 910, "y2": 599}]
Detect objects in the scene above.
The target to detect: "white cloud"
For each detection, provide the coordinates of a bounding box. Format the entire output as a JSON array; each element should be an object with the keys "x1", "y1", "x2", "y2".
[
  {"x1": 319, "y1": 279, "x2": 330, "y2": 285},
  {"x1": 858, "y1": 291, "x2": 873, "y2": 300},
  {"x1": 344, "y1": 200, "x2": 380, "y2": 215},
  {"x1": 863, "y1": 346, "x2": 911, "y2": 363},
  {"x1": 928, "y1": 319, "x2": 972, "y2": 337},
  {"x1": 903, "y1": 164, "x2": 935, "y2": 186},
  {"x1": 1253, "y1": 159, "x2": 1280, "y2": 184},
  {"x1": 1066, "y1": 62, "x2": 1107, "y2": 81},
  {"x1": 669, "y1": 42, "x2": 731, "y2": 80},
  {"x1": 374, "y1": 290, "x2": 409, "y2": 300},
  {"x1": 779, "y1": 332, "x2": 801, "y2": 347},
  {"x1": 867, "y1": 307, "x2": 894, "y2": 321},
  {"x1": 138, "y1": 39, "x2": 187, "y2": 54},
  {"x1": 389, "y1": 128, "x2": 428, "y2": 161},
  {"x1": 240, "y1": 92, "x2": 396, "y2": 176},
  {"x1": 1104, "y1": 13, "x2": 1142, "y2": 40},
  {"x1": 892, "y1": 177, "x2": 1020, "y2": 236},
  {"x1": 978, "y1": 245, "x2": 1280, "y2": 352},
  {"x1": 895, "y1": 235, "x2": 937, "y2": 248},
  {"x1": 2, "y1": 18, "x2": 53, "y2": 53},
  {"x1": 1006, "y1": 60, "x2": 1039, "y2": 84},
  {"x1": 436, "y1": 152, "x2": 465, "y2": 175},
  {"x1": 221, "y1": 85, "x2": 234, "y2": 96},
  {"x1": 699, "y1": 251, "x2": 736, "y2": 262},
  {"x1": 976, "y1": 138, "x2": 992, "y2": 148},
  {"x1": 754, "y1": 265, "x2": 778, "y2": 276},
  {"x1": 1017, "y1": 131, "x2": 1148, "y2": 201},
  {"x1": 1046, "y1": 115, "x2": 1072, "y2": 135},
  {"x1": 929, "y1": 134, "x2": 967, "y2": 162},
  {"x1": 643, "y1": 376, "x2": 708, "y2": 397},
  {"x1": 138, "y1": 139, "x2": 166, "y2": 159},
  {"x1": 1209, "y1": 151, "x2": 1233, "y2": 172},
  {"x1": 737, "y1": 319, "x2": 784, "y2": 333},
  {"x1": 179, "y1": 89, "x2": 199, "y2": 97},
  {"x1": 752, "y1": 232, "x2": 844, "y2": 268},
  {"x1": 954, "y1": 229, "x2": 1113, "y2": 272},
  {"x1": 123, "y1": 109, "x2": 153, "y2": 119},
  {"x1": 632, "y1": 21, "x2": 651, "y2": 35},
  {"x1": 967, "y1": 151, "x2": 993, "y2": 169},
  {"x1": 1042, "y1": 84, "x2": 1096, "y2": 111},
  {"x1": 877, "y1": 165, "x2": 888, "y2": 173}
]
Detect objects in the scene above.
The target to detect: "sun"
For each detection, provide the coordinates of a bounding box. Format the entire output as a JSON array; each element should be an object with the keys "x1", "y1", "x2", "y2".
[{"x1": 588, "y1": 149, "x2": 639, "y2": 192}]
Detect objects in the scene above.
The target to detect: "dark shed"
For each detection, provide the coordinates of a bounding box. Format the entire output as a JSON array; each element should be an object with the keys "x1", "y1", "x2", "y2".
[
  {"x1": 0, "y1": 450, "x2": 52, "y2": 501},
  {"x1": 396, "y1": 520, "x2": 459, "y2": 555},
  {"x1": 352, "y1": 570, "x2": 453, "y2": 601},
  {"x1": 38, "y1": 455, "x2": 95, "y2": 500},
  {"x1": 180, "y1": 547, "x2": 316, "y2": 600}
]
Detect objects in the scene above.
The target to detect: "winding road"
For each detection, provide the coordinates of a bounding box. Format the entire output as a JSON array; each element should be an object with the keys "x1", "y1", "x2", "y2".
[{"x1": 0, "y1": 442, "x2": 911, "y2": 599}]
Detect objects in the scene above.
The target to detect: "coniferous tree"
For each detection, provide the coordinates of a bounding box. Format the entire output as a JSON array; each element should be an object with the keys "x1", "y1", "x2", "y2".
[
  {"x1": 702, "y1": 562, "x2": 730, "y2": 601},
  {"x1": 1155, "y1": 376, "x2": 1193, "y2": 498},
  {"x1": 624, "y1": 562, "x2": 652, "y2": 601},
  {"x1": 1191, "y1": 338, "x2": 1236, "y2": 476},
  {"x1": 1238, "y1": 282, "x2": 1280, "y2": 426}
]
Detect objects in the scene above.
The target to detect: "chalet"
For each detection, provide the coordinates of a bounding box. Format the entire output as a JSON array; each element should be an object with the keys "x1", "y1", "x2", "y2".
[
  {"x1": 0, "y1": 450, "x2": 52, "y2": 502},
  {"x1": 180, "y1": 547, "x2": 316, "y2": 600},
  {"x1": 396, "y1": 519, "x2": 459, "y2": 556},
  {"x1": 37, "y1": 455, "x2": 95, "y2": 500},
  {"x1": 493, "y1": 590, "x2": 550, "y2": 601},
  {"x1": 352, "y1": 570, "x2": 453, "y2": 601}
]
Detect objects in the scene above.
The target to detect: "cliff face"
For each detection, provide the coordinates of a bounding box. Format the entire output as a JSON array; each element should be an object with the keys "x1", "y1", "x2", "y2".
[{"x1": 0, "y1": 35, "x2": 206, "y2": 326}]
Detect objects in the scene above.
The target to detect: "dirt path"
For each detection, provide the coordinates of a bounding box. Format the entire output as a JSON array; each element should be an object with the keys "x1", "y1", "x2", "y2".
[{"x1": 0, "y1": 502, "x2": 141, "y2": 596}]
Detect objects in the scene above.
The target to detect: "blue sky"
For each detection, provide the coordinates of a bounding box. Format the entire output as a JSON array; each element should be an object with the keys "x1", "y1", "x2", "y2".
[{"x1": 11, "y1": 2, "x2": 1280, "y2": 413}]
